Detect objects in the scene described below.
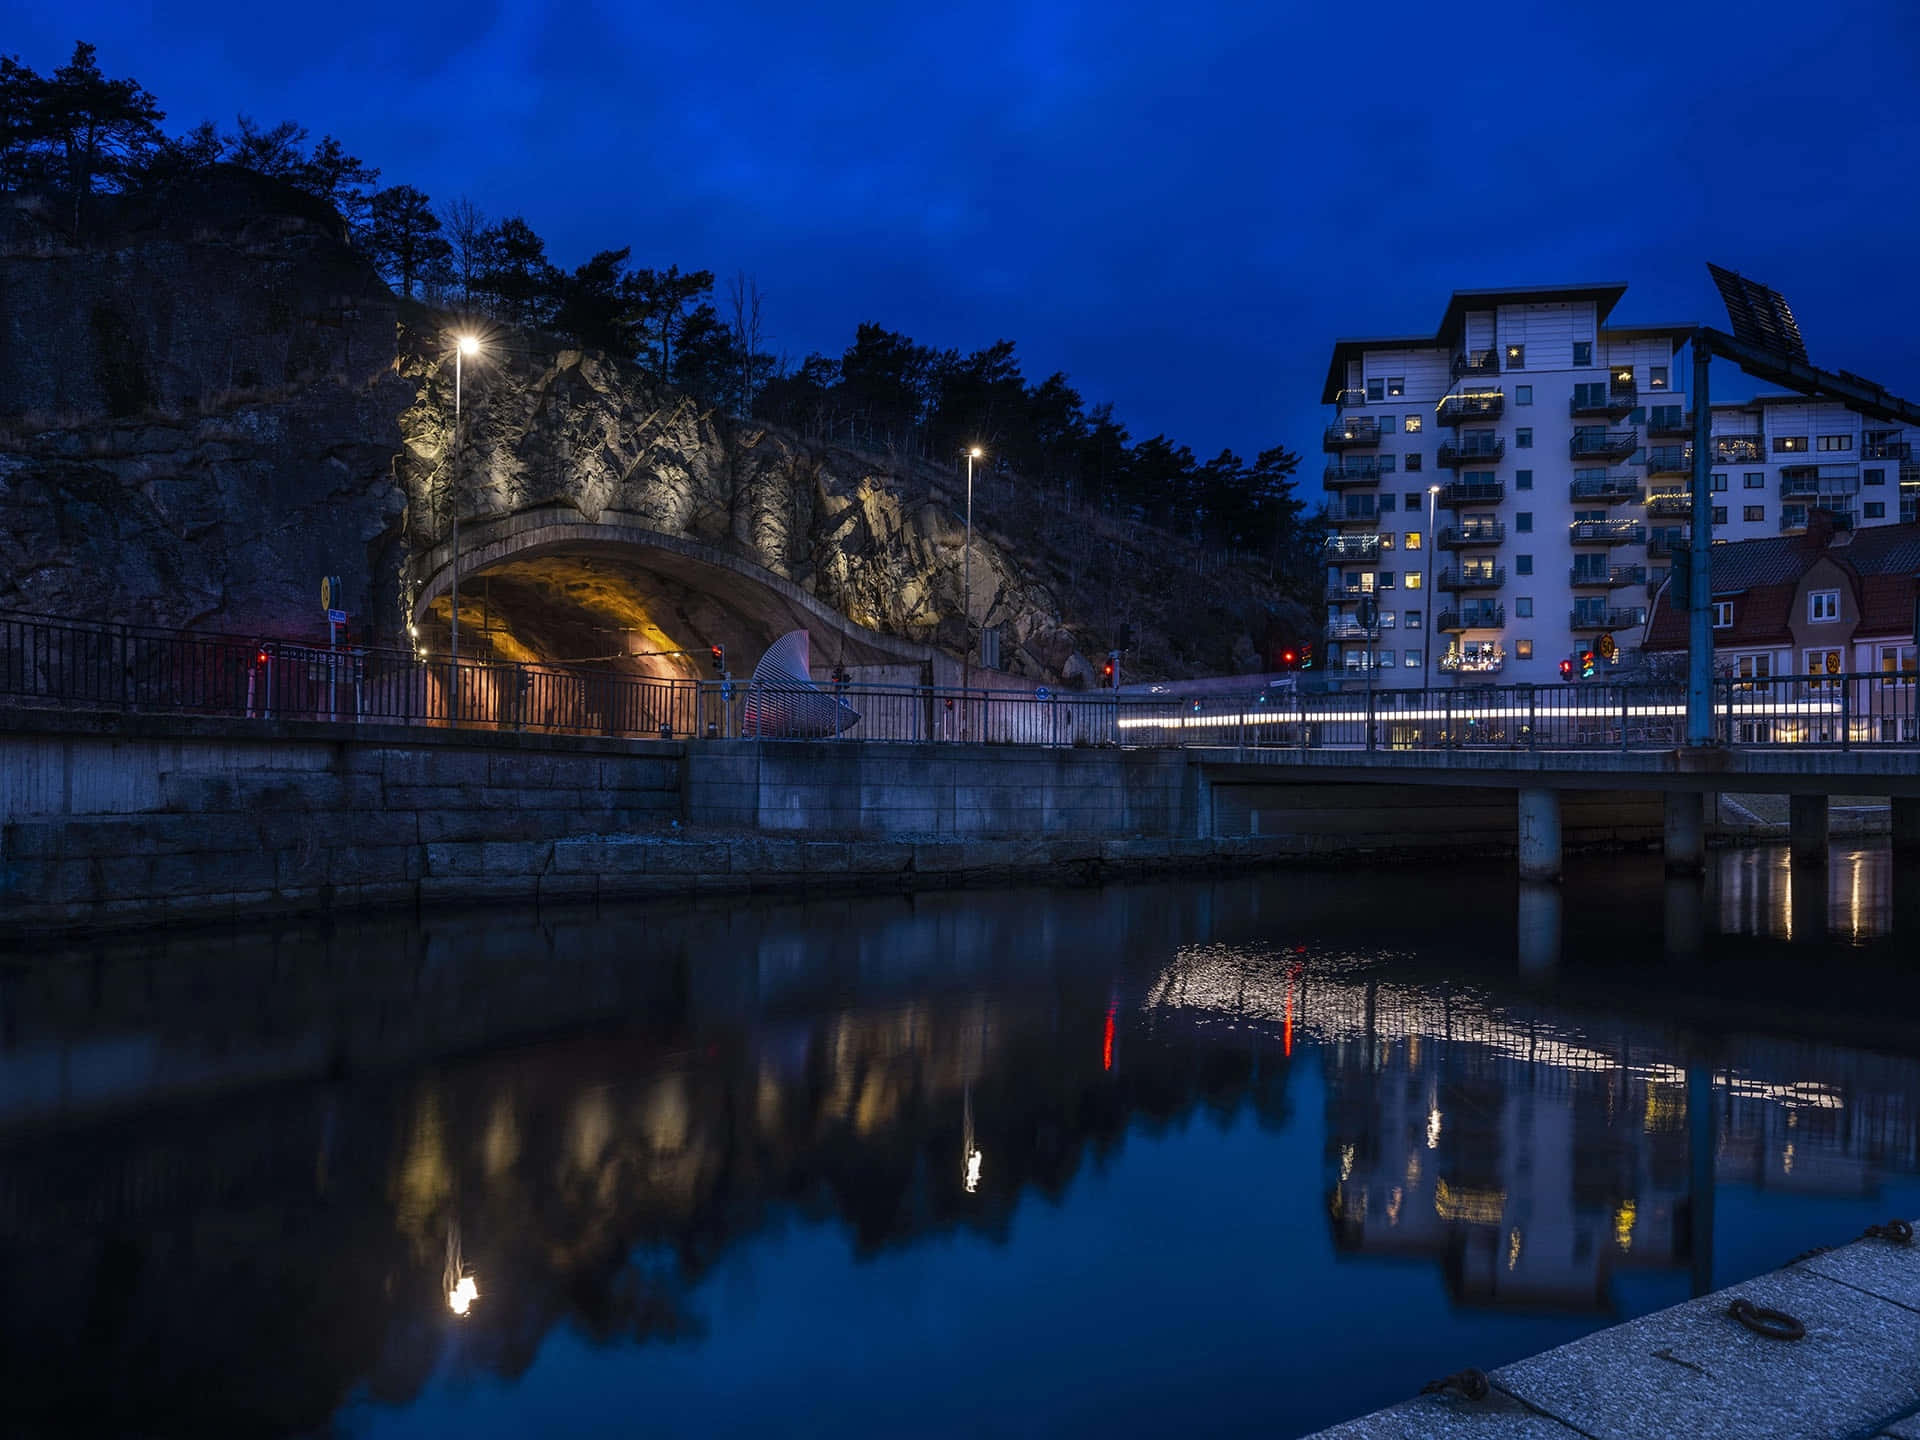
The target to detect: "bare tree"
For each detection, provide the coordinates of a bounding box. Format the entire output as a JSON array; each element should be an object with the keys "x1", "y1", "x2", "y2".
[
  {"x1": 727, "y1": 270, "x2": 766, "y2": 416},
  {"x1": 438, "y1": 195, "x2": 489, "y2": 305}
]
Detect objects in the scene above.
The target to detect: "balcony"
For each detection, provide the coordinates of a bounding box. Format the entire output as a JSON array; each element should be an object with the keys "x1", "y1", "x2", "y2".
[
  {"x1": 1437, "y1": 567, "x2": 1506, "y2": 591},
  {"x1": 1326, "y1": 613, "x2": 1397, "y2": 640},
  {"x1": 1568, "y1": 473, "x2": 1640, "y2": 503},
  {"x1": 1570, "y1": 428, "x2": 1638, "y2": 461},
  {"x1": 1568, "y1": 606, "x2": 1644, "y2": 632},
  {"x1": 1569, "y1": 386, "x2": 1637, "y2": 419},
  {"x1": 1319, "y1": 500, "x2": 1384, "y2": 529},
  {"x1": 1322, "y1": 533, "x2": 1382, "y2": 561},
  {"x1": 1439, "y1": 649, "x2": 1505, "y2": 675},
  {"x1": 1647, "y1": 532, "x2": 1687, "y2": 559},
  {"x1": 1451, "y1": 349, "x2": 1499, "y2": 380},
  {"x1": 1569, "y1": 519, "x2": 1647, "y2": 546},
  {"x1": 1437, "y1": 522, "x2": 1505, "y2": 548},
  {"x1": 1436, "y1": 436, "x2": 1505, "y2": 469},
  {"x1": 1646, "y1": 411, "x2": 1693, "y2": 439},
  {"x1": 1435, "y1": 391, "x2": 1504, "y2": 426},
  {"x1": 1714, "y1": 434, "x2": 1764, "y2": 463},
  {"x1": 1645, "y1": 445, "x2": 1693, "y2": 477},
  {"x1": 1779, "y1": 506, "x2": 1853, "y2": 533},
  {"x1": 1779, "y1": 466, "x2": 1858, "y2": 500},
  {"x1": 1323, "y1": 458, "x2": 1391, "y2": 487},
  {"x1": 1436, "y1": 478, "x2": 1505, "y2": 507},
  {"x1": 1864, "y1": 439, "x2": 1912, "y2": 461},
  {"x1": 1437, "y1": 606, "x2": 1504, "y2": 633},
  {"x1": 1323, "y1": 418, "x2": 1383, "y2": 451},
  {"x1": 1644, "y1": 491, "x2": 1692, "y2": 518},
  {"x1": 1332, "y1": 387, "x2": 1372, "y2": 410},
  {"x1": 1569, "y1": 564, "x2": 1646, "y2": 589}
]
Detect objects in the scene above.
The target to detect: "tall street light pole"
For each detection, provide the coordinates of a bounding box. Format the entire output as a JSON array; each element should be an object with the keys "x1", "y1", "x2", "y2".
[
  {"x1": 450, "y1": 333, "x2": 480, "y2": 715},
  {"x1": 1422, "y1": 484, "x2": 1440, "y2": 694},
  {"x1": 963, "y1": 446, "x2": 982, "y2": 717}
]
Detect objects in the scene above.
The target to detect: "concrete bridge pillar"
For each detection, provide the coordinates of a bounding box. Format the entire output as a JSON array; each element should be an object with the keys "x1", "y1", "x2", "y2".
[
  {"x1": 1664, "y1": 791, "x2": 1706, "y2": 876},
  {"x1": 1516, "y1": 882, "x2": 1562, "y2": 976},
  {"x1": 1517, "y1": 787, "x2": 1562, "y2": 883},
  {"x1": 1789, "y1": 794, "x2": 1829, "y2": 866},
  {"x1": 1892, "y1": 797, "x2": 1920, "y2": 856}
]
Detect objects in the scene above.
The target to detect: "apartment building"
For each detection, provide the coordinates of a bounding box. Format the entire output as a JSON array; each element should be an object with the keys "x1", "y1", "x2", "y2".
[{"x1": 1319, "y1": 284, "x2": 1920, "y2": 687}]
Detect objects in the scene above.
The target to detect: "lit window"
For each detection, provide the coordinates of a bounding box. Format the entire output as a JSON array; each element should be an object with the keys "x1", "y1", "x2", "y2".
[
  {"x1": 1387, "y1": 377, "x2": 1405, "y2": 397},
  {"x1": 1506, "y1": 344, "x2": 1525, "y2": 369},
  {"x1": 1805, "y1": 647, "x2": 1842, "y2": 691},
  {"x1": 1774, "y1": 435, "x2": 1808, "y2": 453},
  {"x1": 1712, "y1": 601, "x2": 1733, "y2": 628},
  {"x1": 1572, "y1": 342, "x2": 1592, "y2": 366},
  {"x1": 1515, "y1": 428, "x2": 1533, "y2": 449},
  {"x1": 1379, "y1": 534, "x2": 1395, "y2": 550},
  {"x1": 1734, "y1": 653, "x2": 1771, "y2": 690},
  {"x1": 1405, "y1": 571, "x2": 1422, "y2": 590},
  {"x1": 1516, "y1": 638, "x2": 1534, "y2": 659},
  {"x1": 1743, "y1": 505, "x2": 1764, "y2": 522},
  {"x1": 1817, "y1": 434, "x2": 1852, "y2": 451},
  {"x1": 1404, "y1": 414, "x2": 1422, "y2": 433},
  {"x1": 1808, "y1": 588, "x2": 1840, "y2": 622},
  {"x1": 1649, "y1": 366, "x2": 1668, "y2": 388},
  {"x1": 1880, "y1": 645, "x2": 1916, "y2": 686},
  {"x1": 1516, "y1": 385, "x2": 1532, "y2": 405},
  {"x1": 1403, "y1": 649, "x2": 1421, "y2": 668},
  {"x1": 1404, "y1": 531, "x2": 1422, "y2": 551},
  {"x1": 1515, "y1": 597, "x2": 1533, "y2": 617},
  {"x1": 1406, "y1": 609, "x2": 1422, "y2": 629}
]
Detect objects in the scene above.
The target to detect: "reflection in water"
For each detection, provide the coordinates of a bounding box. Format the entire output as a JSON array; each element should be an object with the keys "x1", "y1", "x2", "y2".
[{"x1": 0, "y1": 845, "x2": 1915, "y2": 1440}]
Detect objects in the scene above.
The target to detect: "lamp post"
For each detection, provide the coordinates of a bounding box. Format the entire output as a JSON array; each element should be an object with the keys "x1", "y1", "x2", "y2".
[
  {"x1": 449, "y1": 334, "x2": 480, "y2": 716},
  {"x1": 1422, "y1": 484, "x2": 1440, "y2": 695},
  {"x1": 962, "y1": 446, "x2": 982, "y2": 721}
]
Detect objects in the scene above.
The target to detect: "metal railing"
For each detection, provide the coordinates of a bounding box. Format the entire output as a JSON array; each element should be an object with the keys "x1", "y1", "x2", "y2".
[
  {"x1": 1571, "y1": 428, "x2": 1639, "y2": 459},
  {"x1": 1436, "y1": 438, "x2": 1505, "y2": 468},
  {"x1": 1324, "y1": 458, "x2": 1392, "y2": 485},
  {"x1": 1568, "y1": 565, "x2": 1646, "y2": 588},
  {"x1": 1436, "y1": 567, "x2": 1505, "y2": 591},
  {"x1": 1323, "y1": 534, "x2": 1383, "y2": 560},
  {"x1": 1437, "y1": 522, "x2": 1506, "y2": 548},
  {"x1": 1569, "y1": 474, "x2": 1640, "y2": 502},
  {"x1": 1451, "y1": 350, "x2": 1499, "y2": 378},
  {"x1": 1569, "y1": 519, "x2": 1647, "y2": 545},
  {"x1": 4, "y1": 612, "x2": 1915, "y2": 751},
  {"x1": 1645, "y1": 445, "x2": 1693, "y2": 475},
  {"x1": 1568, "y1": 606, "x2": 1644, "y2": 631},
  {"x1": 1323, "y1": 419, "x2": 1383, "y2": 450},
  {"x1": 1436, "y1": 392, "x2": 1503, "y2": 425}
]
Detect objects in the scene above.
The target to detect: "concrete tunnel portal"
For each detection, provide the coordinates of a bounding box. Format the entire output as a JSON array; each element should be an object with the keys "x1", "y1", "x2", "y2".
[{"x1": 408, "y1": 508, "x2": 936, "y2": 688}]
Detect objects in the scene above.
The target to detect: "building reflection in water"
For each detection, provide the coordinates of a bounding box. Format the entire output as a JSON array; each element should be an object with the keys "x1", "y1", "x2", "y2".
[{"x1": 0, "y1": 850, "x2": 1915, "y2": 1437}]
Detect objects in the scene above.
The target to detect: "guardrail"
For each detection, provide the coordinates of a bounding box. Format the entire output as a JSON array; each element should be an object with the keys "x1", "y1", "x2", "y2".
[{"x1": 1, "y1": 613, "x2": 1914, "y2": 750}]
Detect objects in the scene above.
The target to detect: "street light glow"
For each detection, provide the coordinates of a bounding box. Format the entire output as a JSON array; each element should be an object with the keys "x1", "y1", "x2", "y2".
[
  {"x1": 457, "y1": 334, "x2": 480, "y2": 356},
  {"x1": 448, "y1": 1274, "x2": 479, "y2": 1315},
  {"x1": 969, "y1": 446, "x2": 983, "y2": 458}
]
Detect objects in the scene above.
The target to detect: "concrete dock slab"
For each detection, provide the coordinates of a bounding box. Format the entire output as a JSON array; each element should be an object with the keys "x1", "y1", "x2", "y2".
[{"x1": 1799, "y1": 1231, "x2": 1920, "y2": 1314}]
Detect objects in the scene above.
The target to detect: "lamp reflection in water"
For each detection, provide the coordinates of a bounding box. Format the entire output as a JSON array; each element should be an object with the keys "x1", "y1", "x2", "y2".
[
  {"x1": 962, "y1": 1083, "x2": 982, "y2": 1193},
  {"x1": 445, "y1": 1222, "x2": 479, "y2": 1317}
]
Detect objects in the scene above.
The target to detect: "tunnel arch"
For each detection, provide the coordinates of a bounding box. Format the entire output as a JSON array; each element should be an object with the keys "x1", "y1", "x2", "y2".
[{"x1": 410, "y1": 504, "x2": 936, "y2": 680}]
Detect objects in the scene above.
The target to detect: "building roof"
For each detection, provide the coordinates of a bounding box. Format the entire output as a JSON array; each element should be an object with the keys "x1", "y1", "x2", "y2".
[
  {"x1": 1644, "y1": 517, "x2": 1920, "y2": 650},
  {"x1": 1320, "y1": 284, "x2": 1693, "y2": 403}
]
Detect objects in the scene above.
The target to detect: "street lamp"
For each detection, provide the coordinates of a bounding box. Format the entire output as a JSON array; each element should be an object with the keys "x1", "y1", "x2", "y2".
[
  {"x1": 962, "y1": 446, "x2": 983, "y2": 717},
  {"x1": 449, "y1": 333, "x2": 481, "y2": 710},
  {"x1": 1422, "y1": 484, "x2": 1440, "y2": 696}
]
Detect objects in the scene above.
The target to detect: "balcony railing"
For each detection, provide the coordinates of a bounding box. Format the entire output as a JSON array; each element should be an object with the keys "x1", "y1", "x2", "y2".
[
  {"x1": 1435, "y1": 392, "x2": 1504, "y2": 426},
  {"x1": 1451, "y1": 350, "x2": 1499, "y2": 379},
  {"x1": 1645, "y1": 445, "x2": 1693, "y2": 477},
  {"x1": 1779, "y1": 507, "x2": 1853, "y2": 533},
  {"x1": 1323, "y1": 458, "x2": 1391, "y2": 487},
  {"x1": 1645, "y1": 491, "x2": 1692, "y2": 518},
  {"x1": 1332, "y1": 387, "x2": 1372, "y2": 410},
  {"x1": 1437, "y1": 523, "x2": 1505, "y2": 548},
  {"x1": 1569, "y1": 388, "x2": 1637, "y2": 419},
  {"x1": 1326, "y1": 613, "x2": 1397, "y2": 640},
  {"x1": 1864, "y1": 439, "x2": 1912, "y2": 461},
  {"x1": 1779, "y1": 467, "x2": 1859, "y2": 499},
  {"x1": 1319, "y1": 501, "x2": 1384, "y2": 528},
  {"x1": 1436, "y1": 479, "x2": 1505, "y2": 507},
  {"x1": 1322, "y1": 533, "x2": 1382, "y2": 561},
  {"x1": 1646, "y1": 533, "x2": 1687, "y2": 559},
  {"x1": 1323, "y1": 418, "x2": 1383, "y2": 451},
  {"x1": 1570, "y1": 428, "x2": 1638, "y2": 460},
  {"x1": 1439, "y1": 650, "x2": 1505, "y2": 674},
  {"x1": 1568, "y1": 473, "x2": 1640, "y2": 503},
  {"x1": 1436, "y1": 437, "x2": 1505, "y2": 469},
  {"x1": 1568, "y1": 607, "x2": 1644, "y2": 632},
  {"x1": 1714, "y1": 435, "x2": 1764, "y2": 463},
  {"x1": 1569, "y1": 519, "x2": 1647, "y2": 546},
  {"x1": 1437, "y1": 567, "x2": 1506, "y2": 591},
  {"x1": 1569, "y1": 564, "x2": 1646, "y2": 589},
  {"x1": 1646, "y1": 411, "x2": 1693, "y2": 438},
  {"x1": 1437, "y1": 606, "x2": 1505, "y2": 633}
]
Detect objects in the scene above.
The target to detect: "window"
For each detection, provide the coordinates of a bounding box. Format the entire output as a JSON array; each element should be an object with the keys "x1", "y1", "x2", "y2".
[
  {"x1": 1865, "y1": 501, "x2": 1886, "y2": 519},
  {"x1": 1403, "y1": 571, "x2": 1421, "y2": 589},
  {"x1": 1516, "y1": 512, "x2": 1533, "y2": 533},
  {"x1": 1403, "y1": 531, "x2": 1422, "y2": 551},
  {"x1": 1712, "y1": 601, "x2": 1733, "y2": 629},
  {"x1": 1865, "y1": 468, "x2": 1886, "y2": 486},
  {"x1": 1379, "y1": 533, "x2": 1396, "y2": 550},
  {"x1": 1378, "y1": 494, "x2": 1397, "y2": 512},
  {"x1": 1505, "y1": 344, "x2": 1525, "y2": 369},
  {"x1": 1774, "y1": 435, "x2": 1808, "y2": 453},
  {"x1": 1387, "y1": 377, "x2": 1405, "y2": 397},
  {"x1": 1733, "y1": 653, "x2": 1772, "y2": 690},
  {"x1": 1516, "y1": 638, "x2": 1534, "y2": 660},
  {"x1": 1516, "y1": 554, "x2": 1533, "y2": 575},
  {"x1": 1817, "y1": 434, "x2": 1852, "y2": 451},
  {"x1": 1743, "y1": 505, "x2": 1765, "y2": 522},
  {"x1": 1405, "y1": 609, "x2": 1422, "y2": 630},
  {"x1": 1376, "y1": 649, "x2": 1395, "y2": 669},
  {"x1": 1515, "y1": 597, "x2": 1533, "y2": 618},
  {"x1": 1573, "y1": 382, "x2": 1608, "y2": 408},
  {"x1": 1378, "y1": 572, "x2": 1396, "y2": 589},
  {"x1": 1515, "y1": 427, "x2": 1533, "y2": 449},
  {"x1": 1405, "y1": 453, "x2": 1423, "y2": 472},
  {"x1": 1808, "y1": 588, "x2": 1840, "y2": 622},
  {"x1": 1366, "y1": 378, "x2": 1384, "y2": 401},
  {"x1": 1515, "y1": 469, "x2": 1533, "y2": 490},
  {"x1": 1573, "y1": 342, "x2": 1592, "y2": 366},
  {"x1": 1516, "y1": 385, "x2": 1533, "y2": 405},
  {"x1": 1649, "y1": 366, "x2": 1668, "y2": 389},
  {"x1": 1711, "y1": 505, "x2": 1728, "y2": 525},
  {"x1": 1710, "y1": 472, "x2": 1727, "y2": 492},
  {"x1": 1404, "y1": 414, "x2": 1422, "y2": 433},
  {"x1": 1805, "y1": 647, "x2": 1842, "y2": 691},
  {"x1": 1405, "y1": 492, "x2": 1422, "y2": 510},
  {"x1": 1881, "y1": 645, "x2": 1917, "y2": 686},
  {"x1": 1744, "y1": 472, "x2": 1764, "y2": 489}
]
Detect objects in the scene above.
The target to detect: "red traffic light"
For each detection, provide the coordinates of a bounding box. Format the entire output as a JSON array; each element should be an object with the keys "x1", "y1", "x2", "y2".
[
  {"x1": 1559, "y1": 658, "x2": 1573, "y2": 679},
  {"x1": 1281, "y1": 650, "x2": 1297, "y2": 669},
  {"x1": 255, "y1": 649, "x2": 269, "y2": 666}
]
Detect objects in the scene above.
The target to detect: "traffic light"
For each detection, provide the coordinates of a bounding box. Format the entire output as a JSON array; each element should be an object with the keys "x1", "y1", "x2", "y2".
[
  {"x1": 710, "y1": 643, "x2": 725, "y2": 675},
  {"x1": 1102, "y1": 658, "x2": 1115, "y2": 688},
  {"x1": 1300, "y1": 642, "x2": 1314, "y2": 671},
  {"x1": 1559, "y1": 657, "x2": 1574, "y2": 681},
  {"x1": 1280, "y1": 649, "x2": 1298, "y2": 671},
  {"x1": 1581, "y1": 649, "x2": 1596, "y2": 680}
]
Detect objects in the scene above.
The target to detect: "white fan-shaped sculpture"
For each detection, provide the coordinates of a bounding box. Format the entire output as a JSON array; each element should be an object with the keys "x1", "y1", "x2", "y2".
[{"x1": 741, "y1": 630, "x2": 860, "y2": 738}]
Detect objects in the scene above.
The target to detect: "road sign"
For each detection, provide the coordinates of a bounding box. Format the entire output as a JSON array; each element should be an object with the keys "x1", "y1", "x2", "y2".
[
  {"x1": 1035, "y1": 686, "x2": 1051, "y2": 701},
  {"x1": 320, "y1": 575, "x2": 343, "y2": 611},
  {"x1": 327, "y1": 608, "x2": 348, "y2": 626},
  {"x1": 1597, "y1": 632, "x2": 1617, "y2": 662}
]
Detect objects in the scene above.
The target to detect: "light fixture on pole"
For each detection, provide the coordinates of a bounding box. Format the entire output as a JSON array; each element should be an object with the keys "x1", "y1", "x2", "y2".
[
  {"x1": 963, "y1": 446, "x2": 983, "y2": 721},
  {"x1": 1422, "y1": 484, "x2": 1440, "y2": 695},
  {"x1": 449, "y1": 333, "x2": 480, "y2": 714}
]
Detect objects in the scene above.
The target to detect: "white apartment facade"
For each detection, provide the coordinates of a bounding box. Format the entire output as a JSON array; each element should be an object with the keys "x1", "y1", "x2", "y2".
[{"x1": 1318, "y1": 284, "x2": 1920, "y2": 688}]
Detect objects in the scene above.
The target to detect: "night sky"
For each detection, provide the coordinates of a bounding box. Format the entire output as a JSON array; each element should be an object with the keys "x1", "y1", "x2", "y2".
[{"x1": 17, "y1": 2, "x2": 1920, "y2": 462}]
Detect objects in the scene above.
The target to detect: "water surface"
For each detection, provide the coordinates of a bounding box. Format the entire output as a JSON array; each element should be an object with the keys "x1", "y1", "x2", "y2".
[{"x1": 3, "y1": 846, "x2": 1917, "y2": 1438}]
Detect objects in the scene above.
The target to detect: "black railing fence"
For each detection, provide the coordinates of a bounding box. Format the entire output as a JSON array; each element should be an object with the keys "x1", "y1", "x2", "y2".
[{"x1": 0, "y1": 612, "x2": 1915, "y2": 749}]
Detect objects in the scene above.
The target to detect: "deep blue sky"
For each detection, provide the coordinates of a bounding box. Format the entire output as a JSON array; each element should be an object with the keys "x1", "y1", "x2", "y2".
[{"x1": 18, "y1": 2, "x2": 1920, "y2": 460}]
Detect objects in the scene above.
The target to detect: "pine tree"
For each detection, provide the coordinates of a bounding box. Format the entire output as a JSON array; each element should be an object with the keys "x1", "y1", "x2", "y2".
[
  {"x1": 367, "y1": 184, "x2": 449, "y2": 298},
  {"x1": 34, "y1": 42, "x2": 163, "y2": 227}
]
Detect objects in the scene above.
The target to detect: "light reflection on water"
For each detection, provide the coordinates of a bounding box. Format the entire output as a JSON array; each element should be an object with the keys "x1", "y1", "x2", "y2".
[{"x1": 0, "y1": 844, "x2": 1915, "y2": 1439}]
